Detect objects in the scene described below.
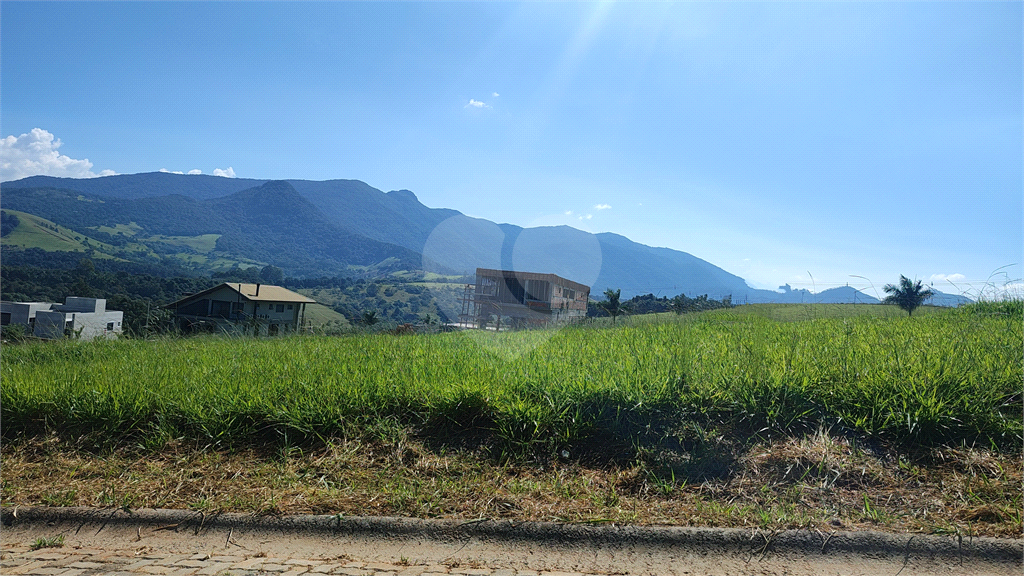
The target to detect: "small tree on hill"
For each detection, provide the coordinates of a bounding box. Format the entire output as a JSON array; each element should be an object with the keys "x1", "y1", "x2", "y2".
[
  {"x1": 259, "y1": 265, "x2": 284, "y2": 285},
  {"x1": 361, "y1": 310, "x2": 379, "y2": 326},
  {"x1": 883, "y1": 275, "x2": 934, "y2": 317},
  {"x1": 599, "y1": 288, "x2": 626, "y2": 323}
]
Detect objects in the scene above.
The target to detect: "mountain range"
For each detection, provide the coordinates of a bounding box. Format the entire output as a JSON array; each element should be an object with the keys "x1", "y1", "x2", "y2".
[{"x1": 1, "y1": 172, "x2": 970, "y2": 306}]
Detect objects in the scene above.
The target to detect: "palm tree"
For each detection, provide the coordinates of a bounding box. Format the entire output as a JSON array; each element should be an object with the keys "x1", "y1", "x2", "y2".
[
  {"x1": 883, "y1": 275, "x2": 934, "y2": 317},
  {"x1": 361, "y1": 310, "x2": 379, "y2": 326},
  {"x1": 598, "y1": 288, "x2": 626, "y2": 323}
]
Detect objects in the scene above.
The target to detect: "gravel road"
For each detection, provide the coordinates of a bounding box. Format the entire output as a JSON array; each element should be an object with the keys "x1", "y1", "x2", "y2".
[{"x1": 2, "y1": 507, "x2": 1020, "y2": 576}]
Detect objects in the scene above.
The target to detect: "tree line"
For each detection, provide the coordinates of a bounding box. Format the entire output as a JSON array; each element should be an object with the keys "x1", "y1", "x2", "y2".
[{"x1": 588, "y1": 288, "x2": 734, "y2": 320}]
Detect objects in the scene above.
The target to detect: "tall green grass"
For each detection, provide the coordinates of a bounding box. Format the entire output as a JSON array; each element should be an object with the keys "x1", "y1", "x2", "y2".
[{"x1": 2, "y1": 305, "x2": 1020, "y2": 455}]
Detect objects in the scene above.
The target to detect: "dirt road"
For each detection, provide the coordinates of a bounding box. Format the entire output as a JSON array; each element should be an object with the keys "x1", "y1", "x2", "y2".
[{"x1": 2, "y1": 507, "x2": 1020, "y2": 576}]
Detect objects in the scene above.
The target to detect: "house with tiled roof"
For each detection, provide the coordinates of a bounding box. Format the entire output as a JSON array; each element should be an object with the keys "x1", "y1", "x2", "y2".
[{"x1": 165, "y1": 283, "x2": 316, "y2": 336}]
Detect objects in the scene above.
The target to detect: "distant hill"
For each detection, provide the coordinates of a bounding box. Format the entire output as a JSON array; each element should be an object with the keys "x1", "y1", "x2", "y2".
[
  {"x1": 768, "y1": 282, "x2": 969, "y2": 307},
  {"x1": 0, "y1": 183, "x2": 423, "y2": 277},
  {"x1": 5, "y1": 173, "x2": 461, "y2": 254},
  {"x1": 0, "y1": 173, "x2": 972, "y2": 306},
  {"x1": 7, "y1": 172, "x2": 267, "y2": 200},
  {"x1": 922, "y1": 290, "x2": 973, "y2": 307},
  {"x1": 770, "y1": 284, "x2": 880, "y2": 304}
]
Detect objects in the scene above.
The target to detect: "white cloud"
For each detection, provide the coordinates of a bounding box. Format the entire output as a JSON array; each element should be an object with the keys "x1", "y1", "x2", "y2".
[
  {"x1": 187, "y1": 169, "x2": 202, "y2": 175},
  {"x1": 930, "y1": 273, "x2": 966, "y2": 284},
  {"x1": 492, "y1": 92, "x2": 500, "y2": 97},
  {"x1": 465, "y1": 99, "x2": 490, "y2": 109},
  {"x1": 159, "y1": 168, "x2": 184, "y2": 175},
  {"x1": 212, "y1": 167, "x2": 236, "y2": 178},
  {"x1": 0, "y1": 128, "x2": 116, "y2": 181},
  {"x1": 578, "y1": 214, "x2": 593, "y2": 220},
  {"x1": 594, "y1": 203, "x2": 611, "y2": 210},
  {"x1": 564, "y1": 210, "x2": 573, "y2": 216},
  {"x1": 989, "y1": 282, "x2": 1024, "y2": 301}
]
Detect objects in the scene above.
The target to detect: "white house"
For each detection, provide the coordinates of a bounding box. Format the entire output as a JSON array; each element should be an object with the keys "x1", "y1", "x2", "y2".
[
  {"x1": 165, "y1": 282, "x2": 316, "y2": 336},
  {"x1": 0, "y1": 297, "x2": 124, "y2": 340}
]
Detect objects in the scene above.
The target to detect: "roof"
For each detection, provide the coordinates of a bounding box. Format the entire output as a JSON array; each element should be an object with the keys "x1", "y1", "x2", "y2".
[
  {"x1": 229, "y1": 283, "x2": 317, "y2": 303},
  {"x1": 164, "y1": 283, "x2": 316, "y2": 308},
  {"x1": 475, "y1": 268, "x2": 591, "y2": 293}
]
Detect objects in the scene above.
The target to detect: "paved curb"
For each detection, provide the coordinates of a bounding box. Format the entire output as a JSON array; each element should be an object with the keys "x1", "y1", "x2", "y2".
[{"x1": 3, "y1": 506, "x2": 1021, "y2": 566}]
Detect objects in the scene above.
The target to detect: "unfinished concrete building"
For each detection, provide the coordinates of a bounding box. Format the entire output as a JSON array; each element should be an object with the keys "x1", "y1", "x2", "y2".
[{"x1": 460, "y1": 268, "x2": 590, "y2": 329}]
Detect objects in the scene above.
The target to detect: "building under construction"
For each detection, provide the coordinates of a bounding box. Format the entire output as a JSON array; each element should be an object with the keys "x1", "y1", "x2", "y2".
[{"x1": 459, "y1": 268, "x2": 591, "y2": 329}]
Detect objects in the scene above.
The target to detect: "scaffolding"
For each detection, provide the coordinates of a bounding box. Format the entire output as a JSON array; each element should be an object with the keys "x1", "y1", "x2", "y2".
[{"x1": 458, "y1": 268, "x2": 590, "y2": 330}]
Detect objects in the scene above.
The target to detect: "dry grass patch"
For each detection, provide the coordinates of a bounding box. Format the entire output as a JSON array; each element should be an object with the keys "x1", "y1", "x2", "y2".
[{"x1": 3, "y1": 430, "x2": 1019, "y2": 538}]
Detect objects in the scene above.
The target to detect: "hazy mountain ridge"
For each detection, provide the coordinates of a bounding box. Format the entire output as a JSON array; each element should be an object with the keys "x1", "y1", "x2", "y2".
[
  {"x1": 6, "y1": 173, "x2": 461, "y2": 254},
  {"x1": 1, "y1": 173, "x2": 970, "y2": 305},
  {"x1": 1, "y1": 181, "x2": 423, "y2": 276}
]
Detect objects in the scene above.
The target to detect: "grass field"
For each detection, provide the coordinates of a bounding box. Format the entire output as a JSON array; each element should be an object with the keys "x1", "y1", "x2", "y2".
[
  {"x1": 730, "y1": 302, "x2": 949, "y2": 321},
  {"x1": 4, "y1": 302, "x2": 1019, "y2": 451},
  {"x1": 2, "y1": 302, "x2": 1020, "y2": 535},
  {"x1": 92, "y1": 222, "x2": 144, "y2": 236},
  {"x1": 145, "y1": 233, "x2": 221, "y2": 253}
]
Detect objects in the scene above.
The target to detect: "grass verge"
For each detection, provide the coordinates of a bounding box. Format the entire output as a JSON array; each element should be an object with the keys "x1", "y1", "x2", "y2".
[{"x1": 3, "y1": 429, "x2": 1020, "y2": 537}]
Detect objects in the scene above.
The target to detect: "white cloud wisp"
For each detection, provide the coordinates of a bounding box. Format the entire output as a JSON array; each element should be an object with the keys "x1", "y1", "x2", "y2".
[
  {"x1": 161, "y1": 167, "x2": 235, "y2": 177},
  {"x1": 0, "y1": 128, "x2": 116, "y2": 181}
]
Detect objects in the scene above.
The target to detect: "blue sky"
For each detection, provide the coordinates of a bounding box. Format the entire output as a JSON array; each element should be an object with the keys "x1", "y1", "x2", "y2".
[{"x1": 2, "y1": 2, "x2": 1021, "y2": 296}]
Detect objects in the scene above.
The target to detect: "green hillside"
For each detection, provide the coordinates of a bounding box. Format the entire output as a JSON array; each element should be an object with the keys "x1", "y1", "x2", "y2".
[
  {"x1": 300, "y1": 280, "x2": 451, "y2": 325},
  {"x1": 1, "y1": 184, "x2": 424, "y2": 278},
  {"x1": 1, "y1": 208, "x2": 264, "y2": 272},
  {"x1": 1, "y1": 210, "x2": 119, "y2": 258},
  {"x1": 301, "y1": 302, "x2": 351, "y2": 329}
]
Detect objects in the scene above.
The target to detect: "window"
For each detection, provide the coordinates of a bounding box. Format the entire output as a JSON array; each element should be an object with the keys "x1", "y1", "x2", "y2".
[
  {"x1": 276, "y1": 304, "x2": 285, "y2": 313},
  {"x1": 178, "y1": 298, "x2": 210, "y2": 317},
  {"x1": 287, "y1": 304, "x2": 293, "y2": 310},
  {"x1": 210, "y1": 300, "x2": 234, "y2": 318},
  {"x1": 524, "y1": 279, "x2": 550, "y2": 302},
  {"x1": 107, "y1": 322, "x2": 114, "y2": 330},
  {"x1": 477, "y1": 277, "x2": 498, "y2": 296}
]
